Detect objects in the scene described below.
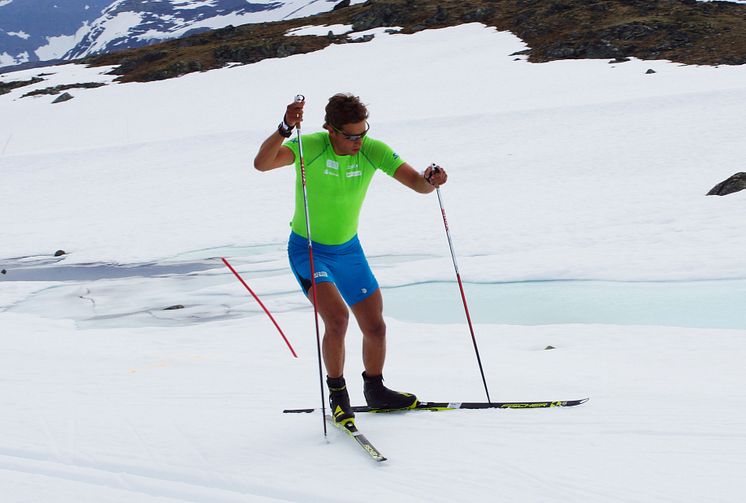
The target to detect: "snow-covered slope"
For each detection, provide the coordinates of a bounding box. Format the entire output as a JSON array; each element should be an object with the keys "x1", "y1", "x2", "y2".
[{"x1": 1, "y1": 24, "x2": 745, "y2": 502}]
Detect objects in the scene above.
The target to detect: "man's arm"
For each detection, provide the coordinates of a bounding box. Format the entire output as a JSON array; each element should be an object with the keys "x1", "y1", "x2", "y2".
[
  {"x1": 393, "y1": 163, "x2": 448, "y2": 193},
  {"x1": 253, "y1": 134, "x2": 295, "y2": 172},
  {"x1": 253, "y1": 100, "x2": 305, "y2": 172}
]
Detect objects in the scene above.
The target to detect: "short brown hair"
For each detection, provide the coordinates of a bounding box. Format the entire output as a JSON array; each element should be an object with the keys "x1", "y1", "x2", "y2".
[{"x1": 324, "y1": 93, "x2": 369, "y2": 128}]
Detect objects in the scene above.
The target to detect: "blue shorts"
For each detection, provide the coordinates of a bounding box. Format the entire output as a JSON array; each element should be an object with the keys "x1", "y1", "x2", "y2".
[{"x1": 287, "y1": 232, "x2": 379, "y2": 306}]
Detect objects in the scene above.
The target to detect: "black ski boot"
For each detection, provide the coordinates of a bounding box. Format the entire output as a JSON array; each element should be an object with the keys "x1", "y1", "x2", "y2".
[
  {"x1": 362, "y1": 372, "x2": 418, "y2": 410},
  {"x1": 327, "y1": 376, "x2": 355, "y2": 425}
]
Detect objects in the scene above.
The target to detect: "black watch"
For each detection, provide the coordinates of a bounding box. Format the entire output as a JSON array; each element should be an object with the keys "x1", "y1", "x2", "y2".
[{"x1": 278, "y1": 118, "x2": 294, "y2": 138}]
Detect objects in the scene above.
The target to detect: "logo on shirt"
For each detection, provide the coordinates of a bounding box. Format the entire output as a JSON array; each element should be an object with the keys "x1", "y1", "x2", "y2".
[
  {"x1": 346, "y1": 163, "x2": 362, "y2": 177},
  {"x1": 393, "y1": 152, "x2": 400, "y2": 160},
  {"x1": 324, "y1": 160, "x2": 340, "y2": 176}
]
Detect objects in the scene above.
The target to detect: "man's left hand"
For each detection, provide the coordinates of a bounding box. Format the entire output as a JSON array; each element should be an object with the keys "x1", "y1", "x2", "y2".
[{"x1": 424, "y1": 164, "x2": 448, "y2": 188}]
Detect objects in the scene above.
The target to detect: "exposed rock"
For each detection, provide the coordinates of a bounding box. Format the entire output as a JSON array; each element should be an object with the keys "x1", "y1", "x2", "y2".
[
  {"x1": 23, "y1": 82, "x2": 106, "y2": 98},
  {"x1": 610, "y1": 57, "x2": 630, "y2": 63},
  {"x1": 1, "y1": 269, "x2": 6, "y2": 275},
  {"x1": 425, "y1": 6, "x2": 449, "y2": 26},
  {"x1": 462, "y1": 7, "x2": 496, "y2": 23},
  {"x1": 54, "y1": 250, "x2": 66, "y2": 256},
  {"x1": 349, "y1": 34, "x2": 375, "y2": 43},
  {"x1": 544, "y1": 345, "x2": 556, "y2": 350},
  {"x1": 350, "y1": 3, "x2": 413, "y2": 32},
  {"x1": 333, "y1": 0, "x2": 351, "y2": 11},
  {"x1": 707, "y1": 172, "x2": 746, "y2": 196},
  {"x1": 646, "y1": 68, "x2": 656, "y2": 74},
  {"x1": 0, "y1": 77, "x2": 44, "y2": 95},
  {"x1": 163, "y1": 304, "x2": 185, "y2": 310},
  {"x1": 52, "y1": 92, "x2": 74, "y2": 103}
]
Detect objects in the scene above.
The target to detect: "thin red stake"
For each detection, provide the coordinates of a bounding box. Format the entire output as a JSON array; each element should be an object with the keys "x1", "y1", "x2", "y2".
[{"x1": 222, "y1": 257, "x2": 298, "y2": 358}]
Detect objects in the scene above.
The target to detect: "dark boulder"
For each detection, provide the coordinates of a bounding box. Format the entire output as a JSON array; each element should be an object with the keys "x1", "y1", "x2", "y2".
[
  {"x1": 707, "y1": 172, "x2": 746, "y2": 196},
  {"x1": 52, "y1": 92, "x2": 74, "y2": 103}
]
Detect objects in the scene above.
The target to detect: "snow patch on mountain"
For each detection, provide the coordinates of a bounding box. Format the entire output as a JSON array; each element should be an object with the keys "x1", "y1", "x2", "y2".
[
  {"x1": 286, "y1": 24, "x2": 352, "y2": 36},
  {"x1": 7, "y1": 30, "x2": 30, "y2": 39},
  {"x1": 171, "y1": 0, "x2": 219, "y2": 9},
  {"x1": 35, "y1": 23, "x2": 90, "y2": 60},
  {"x1": 0, "y1": 52, "x2": 12, "y2": 65}
]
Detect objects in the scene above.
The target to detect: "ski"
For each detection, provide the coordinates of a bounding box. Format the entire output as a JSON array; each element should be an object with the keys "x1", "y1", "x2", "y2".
[
  {"x1": 286, "y1": 398, "x2": 588, "y2": 414},
  {"x1": 326, "y1": 415, "x2": 387, "y2": 462}
]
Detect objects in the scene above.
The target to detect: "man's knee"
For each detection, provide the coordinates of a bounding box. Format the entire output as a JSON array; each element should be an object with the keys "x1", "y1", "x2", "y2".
[
  {"x1": 363, "y1": 318, "x2": 386, "y2": 340},
  {"x1": 323, "y1": 310, "x2": 349, "y2": 336}
]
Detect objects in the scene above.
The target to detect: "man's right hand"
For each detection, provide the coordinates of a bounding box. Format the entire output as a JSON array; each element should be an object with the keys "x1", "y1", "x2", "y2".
[{"x1": 285, "y1": 100, "x2": 305, "y2": 128}]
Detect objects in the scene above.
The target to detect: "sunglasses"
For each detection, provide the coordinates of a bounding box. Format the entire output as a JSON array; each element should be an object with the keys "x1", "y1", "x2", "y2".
[{"x1": 331, "y1": 122, "x2": 370, "y2": 141}]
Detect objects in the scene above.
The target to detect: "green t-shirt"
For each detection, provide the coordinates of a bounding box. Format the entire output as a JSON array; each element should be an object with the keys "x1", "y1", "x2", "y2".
[{"x1": 284, "y1": 132, "x2": 405, "y2": 245}]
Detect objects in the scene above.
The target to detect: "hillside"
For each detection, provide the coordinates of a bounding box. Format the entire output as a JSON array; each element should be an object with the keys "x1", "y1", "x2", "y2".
[{"x1": 80, "y1": 0, "x2": 746, "y2": 83}]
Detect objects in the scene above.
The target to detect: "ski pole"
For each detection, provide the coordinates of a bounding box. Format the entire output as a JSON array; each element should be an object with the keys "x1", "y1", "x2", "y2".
[
  {"x1": 221, "y1": 257, "x2": 297, "y2": 358},
  {"x1": 295, "y1": 94, "x2": 328, "y2": 437},
  {"x1": 431, "y1": 164, "x2": 492, "y2": 403}
]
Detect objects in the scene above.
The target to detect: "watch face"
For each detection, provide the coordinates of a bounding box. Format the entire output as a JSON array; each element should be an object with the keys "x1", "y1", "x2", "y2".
[{"x1": 279, "y1": 124, "x2": 292, "y2": 137}]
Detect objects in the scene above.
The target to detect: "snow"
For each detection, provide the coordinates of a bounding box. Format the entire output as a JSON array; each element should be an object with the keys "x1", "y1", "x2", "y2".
[
  {"x1": 35, "y1": 23, "x2": 90, "y2": 61},
  {"x1": 0, "y1": 51, "x2": 16, "y2": 65},
  {"x1": 348, "y1": 26, "x2": 402, "y2": 40},
  {"x1": 1, "y1": 23, "x2": 746, "y2": 502},
  {"x1": 170, "y1": 0, "x2": 218, "y2": 9},
  {"x1": 286, "y1": 24, "x2": 353, "y2": 37},
  {"x1": 7, "y1": 30, "x2": 30, "y2": 40},
  {"x1": 85, "y1": 11, "x2": 144, "y2": 54}
]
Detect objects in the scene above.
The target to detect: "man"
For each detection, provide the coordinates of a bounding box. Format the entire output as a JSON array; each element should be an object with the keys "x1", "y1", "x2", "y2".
[{"x1": 254, "y1": 93, "x2": 447, "y2": 425}]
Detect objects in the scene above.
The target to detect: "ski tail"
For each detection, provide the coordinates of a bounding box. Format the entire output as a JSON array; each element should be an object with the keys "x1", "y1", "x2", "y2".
[{"x1": 326, "y1": 415, "x2": 386, "y2": 462}]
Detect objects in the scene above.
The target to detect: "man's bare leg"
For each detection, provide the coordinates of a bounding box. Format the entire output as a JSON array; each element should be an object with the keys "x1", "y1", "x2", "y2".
[
  {"x1": 350, "y1": 288, "x2": 386, "y2": 376},
  {"x1": 310, "y1": 282, "x2": 349, "y2": 378}
]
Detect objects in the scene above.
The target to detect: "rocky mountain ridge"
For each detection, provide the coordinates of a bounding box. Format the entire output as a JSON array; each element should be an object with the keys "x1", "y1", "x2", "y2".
[{"x1": 83, "y1": 0, "x2": 746, "y2": 83}]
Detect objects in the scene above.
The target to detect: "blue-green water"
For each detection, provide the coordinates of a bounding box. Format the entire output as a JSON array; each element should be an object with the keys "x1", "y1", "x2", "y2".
[{"x1": 382, "y1": 279, "x2": 746, "y2": 330}]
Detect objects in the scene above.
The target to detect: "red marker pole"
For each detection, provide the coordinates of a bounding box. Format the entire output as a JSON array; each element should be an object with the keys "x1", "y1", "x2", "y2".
[{"x1": 222, "y1": 257, "x2": 297, "y2": 358}]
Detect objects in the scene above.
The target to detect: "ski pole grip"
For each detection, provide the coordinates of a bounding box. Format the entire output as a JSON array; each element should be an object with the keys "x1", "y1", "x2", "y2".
[
  {"x1": 295, "y1": 94, "x2": 305, "y2": 103},
  {"x1": 430, "y1": 163, "x2": 441, "y2": 175}
]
